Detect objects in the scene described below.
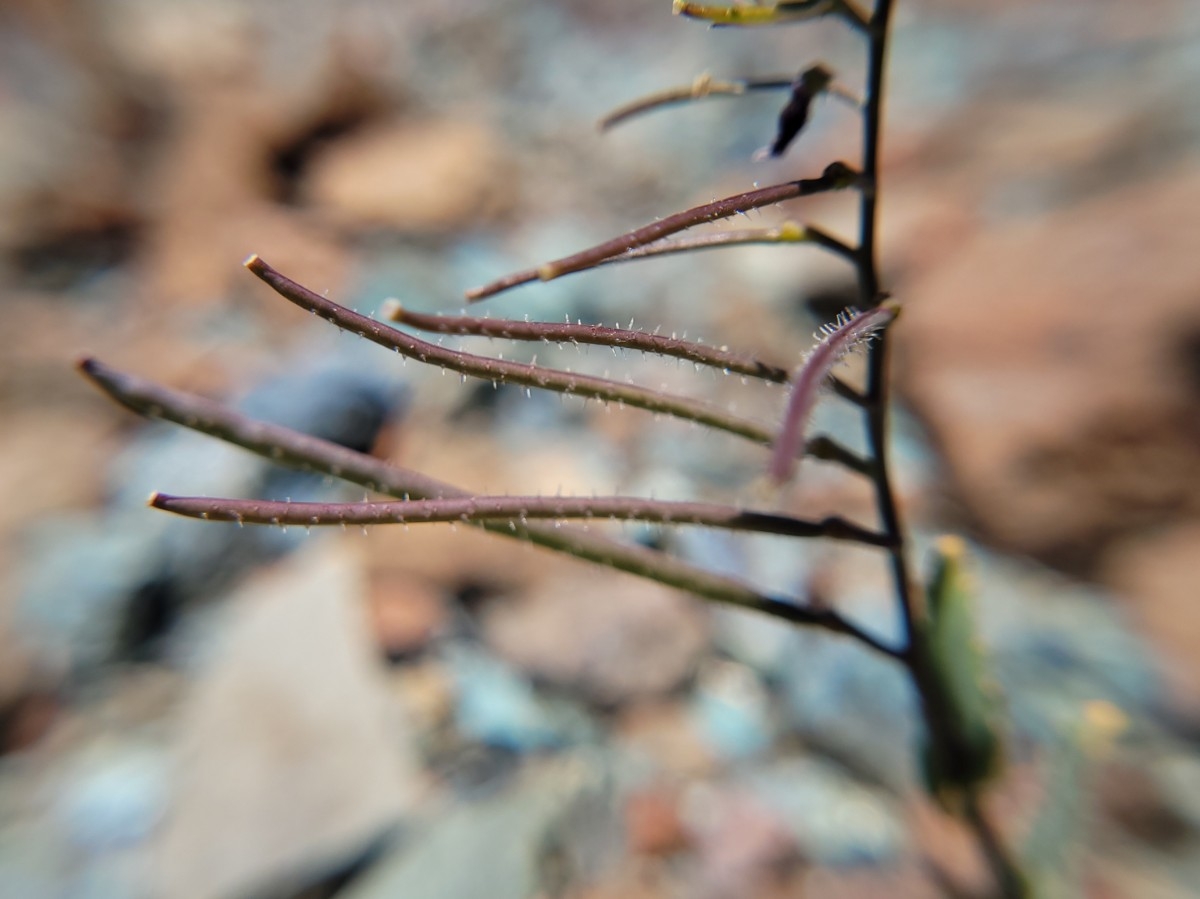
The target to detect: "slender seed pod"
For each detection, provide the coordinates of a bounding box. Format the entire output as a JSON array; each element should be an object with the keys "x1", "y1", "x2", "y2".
[{"x1": 769, "y1": 301, "x2": 898, "y2": 483}]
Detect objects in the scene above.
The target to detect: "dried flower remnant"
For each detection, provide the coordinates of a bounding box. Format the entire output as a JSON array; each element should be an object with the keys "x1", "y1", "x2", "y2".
[{"x1": 757, "y1": 64, "x2": 834, "y2": 159}]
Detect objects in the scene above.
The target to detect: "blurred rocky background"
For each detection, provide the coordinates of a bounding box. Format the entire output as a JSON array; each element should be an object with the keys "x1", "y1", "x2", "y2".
[{"x1": 1, "y1": 0, "x2": 1199, "y2": 896}]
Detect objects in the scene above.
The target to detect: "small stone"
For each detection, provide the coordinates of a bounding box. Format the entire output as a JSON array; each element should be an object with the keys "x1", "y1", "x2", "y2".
[
  {"x1": 367, "y1": 573, "x2": 448, "y2": 659},
  {"x1": 736, "y1": 759, "x2": 906, "y2": 867},
  {"x1": 444, "y1": 643, "x2": 590, "y2": 753},
  {"x1": 690, "y1": 659, "x2": 774, "y2": 761},
  {"x1": 56, "y1": 742, "x2": 169, "y2": 851},
  {"x1": 481, "y1": 575, "x2": 709, "y2": 707},
  {"x1": 780, "y1": 634, "x2": 919, "y2": 790},
  {"x1": 1101, "y1": 522, "x2": 1200, "y2": 722},
  {"x1": 346, "y1": 756, "x2": 616, "y2": 899},
  {"x1": 613, "y1": 700, "x2": 716, "y2": 778},
  {"x1": 681, "y1": 784, "x2": 800, "y2": 898},
  {"x1": 624, "y1": 787, "x2": 690, "y2": 858}
]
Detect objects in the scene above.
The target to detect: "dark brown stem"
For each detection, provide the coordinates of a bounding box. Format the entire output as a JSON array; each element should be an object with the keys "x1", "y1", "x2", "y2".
[
  {"x1": 852, "y1": 1, "x2": 1028, "y2": 895},
  {"x1": 806, "y1": 435, "x2": 875, "y2": 476},
  {"x1": 831, "y1": 374, "x2": 869, "y2": 405},
  {"x1": 465, "y1": 163, "x2": 860, "y2": 301},
  {"x1": 856, "y1": 0, "x2": 916, "y2": 658},
  {"x1": 964, "y1": 794, "x2": 1030, "y2": 899}
]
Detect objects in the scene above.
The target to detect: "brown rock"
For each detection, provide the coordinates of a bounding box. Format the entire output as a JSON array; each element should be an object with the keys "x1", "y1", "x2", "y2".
[
  {"x1": 682, "y1": 785, "x2": 800, "y2": 899},
  {"x1": 153, "y1": 543, "x2": 421, "y2": 899},
  {"x1": 894, "y1": 160, "x2": 1200, "y2": 566},
  {"x1": 389, "y1": 659, "x2": 455, "y2": 741},
  {"x1": 625, "y1": 786, "x2": 691, "y2": 858},
  {"x1": 0, "y1": 406, "x2": 116, "y2": 536},
  {"x1": 1096, "y1": 759, "x2": 1191, "y2": 848},
  {"x1": 1101, "y1": 522, "x2": 1200, "y2": 720},
  {"x1": 301, "y1": 118, "x2": 509, "y2": 233},
  {"x1": 366, "y1": 572, "x2": 448, "y2": 658},
  {"x1": 571, "y1": 872, "x2": 669, "y2": 899},
  {"x1": 614, "y1": 700, "x2": 717, "y2": 778},
  {"x1": 791, "y1": 866, "x2": 936, "y2": 899},
  {"x1": 481, "y1": 574, "x2": 709, "y2": 707}
]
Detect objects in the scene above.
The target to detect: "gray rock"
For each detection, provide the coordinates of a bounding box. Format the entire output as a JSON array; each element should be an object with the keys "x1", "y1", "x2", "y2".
[
  {"x1": 444, "y1": 643, "x2": 594, "y2": 753},
  {"x1": 738, "y1": 758, "x2": 906, "y2": 867},
  {"x1": 0, "y1": 824, "x2": 66, "y2": 899},
  {"x1": 779, "y1": 621, "x2": 919, "y2": 790},
  {"x1": 151, "y1": 544, "x2": 420, "y2": 899},
  {"x1": 690, "y1": 659, "x2": 774, "y2": 761},
  {"x1": 481, "y1": 574, "x2": 709, "y2": 707},
  {"x1": 17, "y1": 363, "x2": 407, "y2": 675},
  {"x1": 56, "y1": 742, "x2": 169, "y2": 851},
  {"x1": 346, "y1": 755, "x2": 616, "y2": 899}
]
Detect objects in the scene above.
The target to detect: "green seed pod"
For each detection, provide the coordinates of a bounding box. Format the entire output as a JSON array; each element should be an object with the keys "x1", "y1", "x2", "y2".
[
  {"x1": 916, "y1": 537, "x2": 1004, "y2": 813},
  {"x1": 673, "y1": 0, "x2": 838, "y2": 27}
]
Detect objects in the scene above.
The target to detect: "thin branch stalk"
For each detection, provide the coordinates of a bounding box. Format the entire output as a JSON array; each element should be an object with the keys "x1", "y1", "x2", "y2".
[
  {"x1": 384, "y1": 301, "x2": 791, "y2": 383},
  {"x1": 599, "y1": 72, "x2": 794, "y2": 130},
  {"x1": 247, "y1": 255, "x2": 777, "y2": 447},
  {"x1": 599, "y1": 72, "x2": 860, "y2": 132},
  {"x1": 151, "y1": 493, "x2": 892, "y2": 546},
  {"x1": 964, "y1": 794, "x2": 1031, "y2": 899},
  {"x1": 78, "y1": 357, "x2": 900, "y2": 659},
  {"x1": 595, "y1": 221, "x2": 854, "y2": 267},
  {"x1": 466, "y1": 163, "x2": 860, "y2": 301}
]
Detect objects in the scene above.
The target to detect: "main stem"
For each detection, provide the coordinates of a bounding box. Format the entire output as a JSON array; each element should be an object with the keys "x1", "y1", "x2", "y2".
[
  {"x1": 858, "y1": 1, "x2": 917, "y2": 646},
  {"x1": 856, "y1": 4, "x2": 1027, "y2": 896}
]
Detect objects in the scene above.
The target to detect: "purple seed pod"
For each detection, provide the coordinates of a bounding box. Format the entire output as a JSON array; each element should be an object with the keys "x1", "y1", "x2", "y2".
[{"x1": 769, "y1": 301, "x2": 899, "y2": 483}]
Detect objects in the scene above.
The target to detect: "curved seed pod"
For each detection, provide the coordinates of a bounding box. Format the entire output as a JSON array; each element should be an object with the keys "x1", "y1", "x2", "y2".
[
  {"x1": 768, "y1": 301, "x2": 898, "y2": 483},
  {"x1": 916, "y1": 537, "x2": 1005, "y2": 814}
]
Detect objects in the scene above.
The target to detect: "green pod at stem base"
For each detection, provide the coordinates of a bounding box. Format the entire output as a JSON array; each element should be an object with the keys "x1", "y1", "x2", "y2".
[{"x1": 914, "y1": 537, "x2": 1004, "y2": 813}]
